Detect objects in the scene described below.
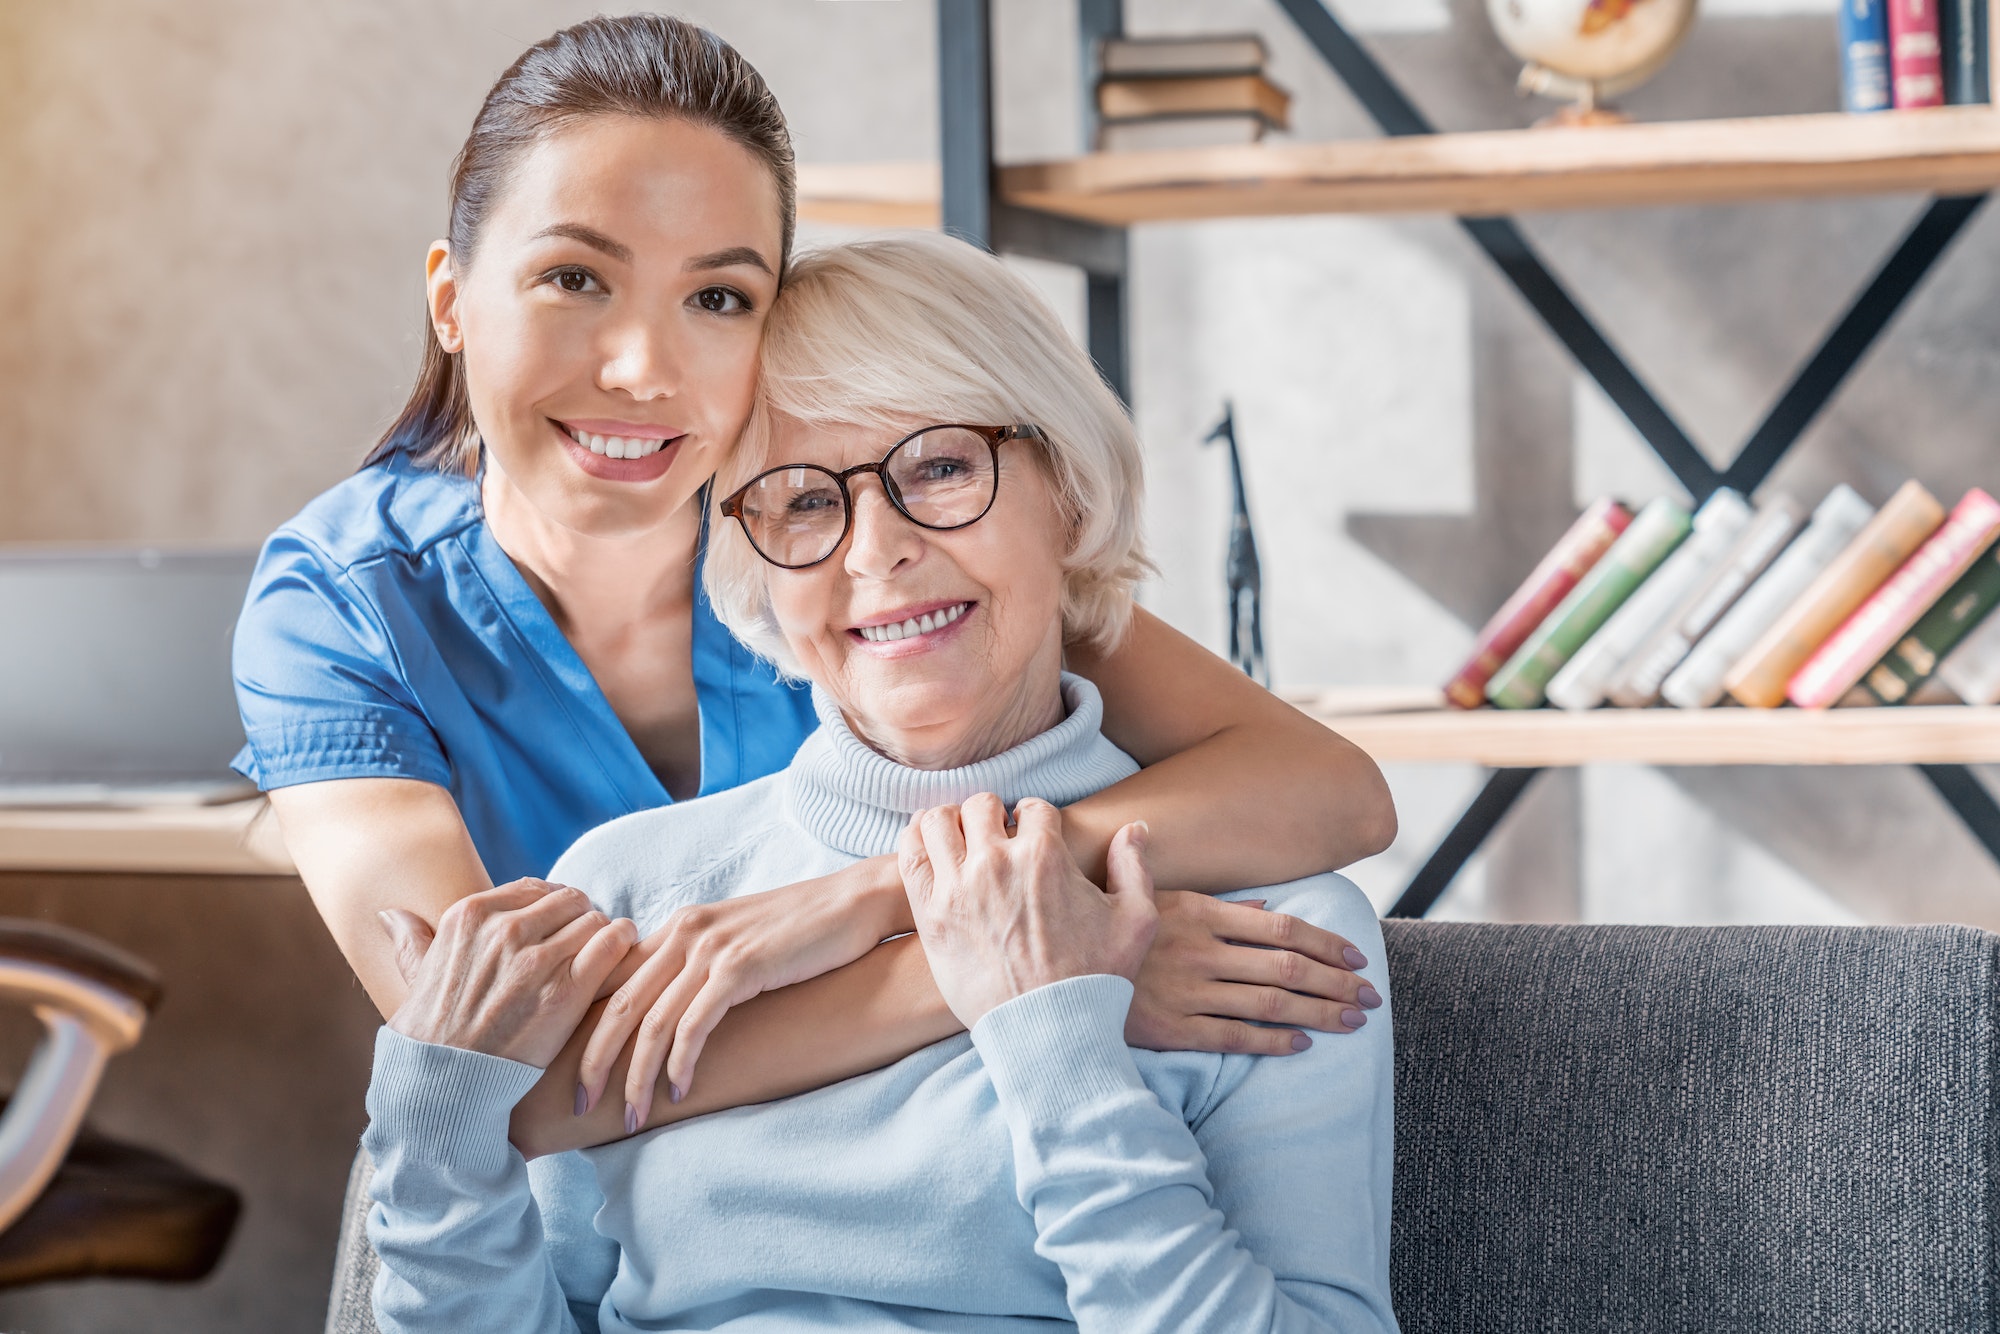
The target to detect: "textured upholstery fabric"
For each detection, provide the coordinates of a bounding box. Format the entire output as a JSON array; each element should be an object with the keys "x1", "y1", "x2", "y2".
[
  {"x1": 324, "y1": 1147, "x2": 377, "y2": 1334},
  {"x1": 326, "y1": 922, "x2": 2000, "y2": 1333},
  {"x1": 1385, "y1": 920, "x2": 2000, "y2": 1333}
]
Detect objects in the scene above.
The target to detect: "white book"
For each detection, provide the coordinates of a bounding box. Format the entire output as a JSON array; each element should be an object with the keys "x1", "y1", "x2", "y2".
[
  {"x1": 1606, "y1": 495, "x2": 1806, "y2": 707},
  {"x1": 1936, "y1": 605, "x2": 2000, "y2": 705},
  {"x1": 1547, "y1": 489, "x2": 1751, "y2": 711},
  {"x1": 1660, "y1": 484, "x2": 1876, "y2": 710},
  {"x1": 1097, "y1": 114, "x2": 1267, "y2": 152}
]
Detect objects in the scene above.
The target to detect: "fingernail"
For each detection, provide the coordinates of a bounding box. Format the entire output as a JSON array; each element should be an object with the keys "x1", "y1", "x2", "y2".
[
  {"x1": 1358, "y1": 984, "x2": 1383, "y2": 1010},
  {"x1": 1290, "y1": 1032, "x2": 1313, "y2": 1052},
  {"x1": 574, "y1": 1083, "x2": 589, "y2": 1117},
  {"x1": 1342, "y1": 1009, "x2": 1367, "y2": 1030},
  {"x1": 1342, "y1": 947, "x2": 1368, "y2": 970},
  {"x1": 668, "y1": 1082, "x2": 683, "y2": 1105},
  {"x1": 623, "y1": 1102, "x2": 640, "y2": 1136},
  {"x1": 1242, "y1": 900, "x2": 1267, "y2": 910}
]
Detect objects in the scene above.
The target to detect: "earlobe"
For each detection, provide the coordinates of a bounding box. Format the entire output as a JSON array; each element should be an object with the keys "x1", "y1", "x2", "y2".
[{"x1": 425, "y1": 242, "x2": 464, "y2": 354}]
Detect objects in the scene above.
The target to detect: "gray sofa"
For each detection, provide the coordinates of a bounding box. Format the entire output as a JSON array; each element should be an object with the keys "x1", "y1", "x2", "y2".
[{"x1": 328, "y1": 920, "x2": 2000, "y2": 1332}]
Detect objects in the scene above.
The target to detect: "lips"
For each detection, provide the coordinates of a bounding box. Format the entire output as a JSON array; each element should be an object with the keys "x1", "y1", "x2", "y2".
[
  {"x1": 852, "y1": 601, "x2": 973, "y2": 644},
  {"x1": 553, "y1": 419, "x2": 685, "y2": 483}
]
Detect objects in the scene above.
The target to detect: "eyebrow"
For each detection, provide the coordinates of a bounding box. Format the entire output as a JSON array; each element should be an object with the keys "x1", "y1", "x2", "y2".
[
  {"x1": 686, "y1": 246, "x2": 775, "y2": 276},
  {"x1": 532, "y1": 223, "x2": 633, "y2": 264}
]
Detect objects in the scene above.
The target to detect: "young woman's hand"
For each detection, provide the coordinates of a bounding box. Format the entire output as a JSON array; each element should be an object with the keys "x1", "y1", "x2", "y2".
[
  {"x1": 1127, "y1": 893, "x2": 1381, "y2": 1056},
  {"x1": 378, "y1": 879, "x2": 638, "y2": 1070},
  {"x1": 900, "y1": 795, "x2": 1157, "y2": 1029},
  {"x1": 576, "y1": 858, "x2": 909, "y2": 1130}
]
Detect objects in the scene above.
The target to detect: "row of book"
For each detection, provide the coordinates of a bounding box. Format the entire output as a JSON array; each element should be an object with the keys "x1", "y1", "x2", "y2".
[
  {"x1": 1840, "y1": 0, "x2": 1990, "y2": 112},
  {"x1": 1444, "y1": 481, "x2": 2000, "y2": 713},
  {"x1": 1093, "y1": 33, "x2": 1291, "y2": 152}
]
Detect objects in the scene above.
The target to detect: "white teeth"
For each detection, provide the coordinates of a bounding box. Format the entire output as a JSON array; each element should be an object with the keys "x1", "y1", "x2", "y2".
[
  {"x1": 566, "y1": 427, "x2": 669, "y2": 460},
  {"x1": 857, "y1": 602, "x2": 969, "y2": 643}
]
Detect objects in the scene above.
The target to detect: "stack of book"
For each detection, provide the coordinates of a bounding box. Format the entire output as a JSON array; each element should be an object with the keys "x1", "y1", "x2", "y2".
[
  {"x1": 1444, "y1": 479, "x2": 2000, "y2": 712},
  {"x1": 1839, "y1": 0, "x2": 1990, "y2": 112},
  {"x1": 1095, "y1": 33, "x2": 1291, "y2": 152}
]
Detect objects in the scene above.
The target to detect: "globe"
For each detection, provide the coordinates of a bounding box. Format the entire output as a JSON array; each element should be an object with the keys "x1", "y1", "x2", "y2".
[{"x1": 1486, "y1": 0, "x2": 1700, "y2": 124}]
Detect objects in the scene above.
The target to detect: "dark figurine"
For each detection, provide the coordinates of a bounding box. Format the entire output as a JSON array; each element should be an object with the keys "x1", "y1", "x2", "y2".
[{"x1": 1203, "y1": 401, "x2": 1267, "y2": 685}]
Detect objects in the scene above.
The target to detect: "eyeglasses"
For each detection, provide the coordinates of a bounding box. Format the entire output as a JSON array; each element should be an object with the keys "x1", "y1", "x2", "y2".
[{"x1": 719, "y1": 423, "x2": 1045, "y2": 570}]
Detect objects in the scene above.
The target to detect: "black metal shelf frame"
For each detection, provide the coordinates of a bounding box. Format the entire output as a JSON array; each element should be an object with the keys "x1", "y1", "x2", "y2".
[{"x1": 934, "y1": 0, "x2": 2000, "y2": 917}]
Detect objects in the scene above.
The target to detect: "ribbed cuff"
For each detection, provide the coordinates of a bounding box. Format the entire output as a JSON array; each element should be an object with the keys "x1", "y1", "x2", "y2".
[
  {"x1": 971, "y1": 974, "x2": 1144, "y2": 1125},
  {"x1": 364, "y1": 1027, "x2": 545, "y2": 1173}
]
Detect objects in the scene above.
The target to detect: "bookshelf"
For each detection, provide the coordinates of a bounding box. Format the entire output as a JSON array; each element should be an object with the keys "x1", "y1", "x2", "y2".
[
  {"x1": 929, "y1": 0, "x2": 2000, "y2": 917},
  {"x1": 801, "y1": 108, "x2": 2000, "y2": 228}
]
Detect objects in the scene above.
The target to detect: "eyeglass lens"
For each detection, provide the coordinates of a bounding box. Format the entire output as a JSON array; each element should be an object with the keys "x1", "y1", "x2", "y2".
[{"x1": 734, "y1": 427, "x2": 998, "y2": 567}]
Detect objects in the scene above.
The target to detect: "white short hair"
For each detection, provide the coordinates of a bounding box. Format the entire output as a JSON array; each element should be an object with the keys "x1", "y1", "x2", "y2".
[{"x1": 705, "y1": 232, "x2": 1151, "y2": 674}]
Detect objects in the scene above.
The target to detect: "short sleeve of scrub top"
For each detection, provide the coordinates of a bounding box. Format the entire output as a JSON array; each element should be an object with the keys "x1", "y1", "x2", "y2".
[{"x1": 231, "y1": 454, "x2": 817, "y2": 886}]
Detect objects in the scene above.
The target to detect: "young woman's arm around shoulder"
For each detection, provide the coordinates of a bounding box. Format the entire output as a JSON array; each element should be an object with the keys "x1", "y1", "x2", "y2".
[{"x1": 1069, "y1": 605, "x2": 1396, "y2": 885}]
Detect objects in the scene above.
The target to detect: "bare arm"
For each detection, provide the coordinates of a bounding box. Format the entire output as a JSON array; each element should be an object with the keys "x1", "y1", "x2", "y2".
[
  {"x1": 513, "y1": 934, "x2": 955, "y2": 1158},
  {"x1": 1066, "y1": 605, "x2": 1396, "y2": 886},
  {"x1": 267, "y1": 778, "x2": 490, "y2": 1016},
  {"x1": 268, "y1": 777, "x2": 964, "y2": 1159}
]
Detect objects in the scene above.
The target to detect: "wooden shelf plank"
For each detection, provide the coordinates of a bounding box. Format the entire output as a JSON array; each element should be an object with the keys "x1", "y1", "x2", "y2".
[
  {"x1": 0, "y1": 799, "x2": 295, "y2": 876},
  {"x1": 1002, "y1": 108, "x2": 2000, "y2": 223},
  {"x1": 1286, "y1": 690, "x2": 2000, "y2": 766},
  {"x1": 798, "y1": 161, "x2": 942, "y2": 229}
]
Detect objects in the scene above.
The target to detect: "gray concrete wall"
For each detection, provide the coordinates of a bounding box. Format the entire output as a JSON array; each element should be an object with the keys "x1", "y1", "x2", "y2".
[{"x1": 3, "y1": 1, "x2": 1999, "y2": 1328}]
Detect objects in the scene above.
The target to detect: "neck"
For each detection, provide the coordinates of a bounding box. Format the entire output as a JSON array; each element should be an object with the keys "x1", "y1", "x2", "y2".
[
  {"x1": 846, "y1": 646, "x2": 1067, "y2": 772},
  {"x1": 481, "y1": 458, "x2": 702, "y2": 634}
]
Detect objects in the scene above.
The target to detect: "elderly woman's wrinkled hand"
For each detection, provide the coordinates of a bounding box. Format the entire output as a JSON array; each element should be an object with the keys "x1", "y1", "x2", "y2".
[
  {"x1": 900, "y1": 794, "x2": 1157, "y2": 1028},
  {"x1": 377, "y1": 880, "x2": 638, "y2": 1070},
  {"x1": 574, "y1": 859, "x2": 910, "y2": 1120}
]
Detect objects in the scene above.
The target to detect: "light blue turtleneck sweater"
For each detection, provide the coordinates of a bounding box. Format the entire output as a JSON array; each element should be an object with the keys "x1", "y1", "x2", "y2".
[{"x1": 363, "y1": 676, "x2": 1398, "y2": 1333}]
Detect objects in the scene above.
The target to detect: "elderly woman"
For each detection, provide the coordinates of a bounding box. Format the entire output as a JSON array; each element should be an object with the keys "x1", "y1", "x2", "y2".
[{"x1": 362, "y1": 234, "x2": 1398, "y2": 1333}]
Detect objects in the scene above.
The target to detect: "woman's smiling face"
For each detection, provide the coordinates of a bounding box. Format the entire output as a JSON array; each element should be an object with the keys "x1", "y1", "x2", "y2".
[
  {"x1": 761, "y1": 416, "x2": 1075, "y2": 771},
  {"x1": 429, "y1": 114, "x2": 783, "y2": 538}
]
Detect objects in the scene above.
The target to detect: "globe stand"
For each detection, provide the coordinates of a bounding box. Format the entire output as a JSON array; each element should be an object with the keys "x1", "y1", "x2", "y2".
[{"x1": 1518, "y1": 62, "x2": 1632, "y2": 128}]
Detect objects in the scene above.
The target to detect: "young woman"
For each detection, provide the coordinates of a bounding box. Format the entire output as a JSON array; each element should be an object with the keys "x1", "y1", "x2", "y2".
[{"x1": 232, "y1": 14, "x2": 1396, "y2": 1137}]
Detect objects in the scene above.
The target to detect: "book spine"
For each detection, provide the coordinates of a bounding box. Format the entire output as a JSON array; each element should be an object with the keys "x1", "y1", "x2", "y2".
[
  {"x1": 1443, "y1": 498, "x2": 1633, "y2": 709},
  {"x1": 1487, "y1": 497, "x2": 1693, "y2": 710},
  {"x1": 1937, "y1": 593, "x2": 2000, "y2": 703},
  {"x1": 1861, "y1": 536, "x2": 2000, "y2": 702},
  {"x1": 1890, "y1": 0, "x2": 1947, "y2": 106},
  {"x1": 1941, "y1": 0, "x2": 1992, "y2": 100},
  {"x1": 1790, "y1": 488, "x2": 2000, "y2": 707},
  {"x1": 1842, "y1": 0, "x2": 1895, "y2": 110},
  {"x1": 1724, "y1": 480, "x2": 1944, "y2": 707},
  {"x1": 1547, "y1": 489, "x2": 1750, "y2": 712},
  {"x1": 1662, "y1": 485, "x2": 1876, "y2": 709},
  {"x1": 1609, "y1": 496, "x2": 1805, "y2": 708}
]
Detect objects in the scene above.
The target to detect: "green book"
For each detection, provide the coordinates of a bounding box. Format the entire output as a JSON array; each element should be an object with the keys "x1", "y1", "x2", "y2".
[
  {"x1": 1860, "y1": 536, "x2": 2000, "y2": 704},
  {"x1": 1486, "y1": 496, "x2": 1693, "y2": 709}
]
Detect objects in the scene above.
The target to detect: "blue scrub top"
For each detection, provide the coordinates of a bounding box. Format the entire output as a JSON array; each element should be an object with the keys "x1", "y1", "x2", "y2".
[{"x1": 230, "y1": 453, "x2": 817, "y2": 886}]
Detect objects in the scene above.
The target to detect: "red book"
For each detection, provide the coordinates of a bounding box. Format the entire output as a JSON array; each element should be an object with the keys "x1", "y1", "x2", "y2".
[
  {"x1": 1443, "y1": 498, "x2": 1633, "y2": 709},
  {"x1": 1788, "y1": 487, "x2": 2000, "y2": 708},
  {"x1": 1889, "y1": 0, "x2": 1946, "y2": 107}
]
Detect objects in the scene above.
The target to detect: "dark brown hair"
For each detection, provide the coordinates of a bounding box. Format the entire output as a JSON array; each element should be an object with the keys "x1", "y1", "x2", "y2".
[{"x1": 366, "y1": 14, "x2": 796, "y2": 473}]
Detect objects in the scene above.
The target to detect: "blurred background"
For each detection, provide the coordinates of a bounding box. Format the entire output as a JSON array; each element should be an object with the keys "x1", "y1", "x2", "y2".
[{"x1": 1, "y1": 0, "x2": 1996, "y2": 1327}]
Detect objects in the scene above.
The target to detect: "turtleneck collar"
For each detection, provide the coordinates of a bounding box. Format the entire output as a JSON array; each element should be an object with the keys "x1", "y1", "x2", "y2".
[{"x1": 784, "y1": 673, "x2": 1141, "y2": 858}]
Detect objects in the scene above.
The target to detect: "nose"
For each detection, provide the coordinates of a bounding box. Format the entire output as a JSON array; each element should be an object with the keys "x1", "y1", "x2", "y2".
[
  {"x1": 842, "y1": 474, "x2": 923, "y2": 579},
  {"x1": 596, "y1": 310, "x2": 682, "y2": 401}
]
